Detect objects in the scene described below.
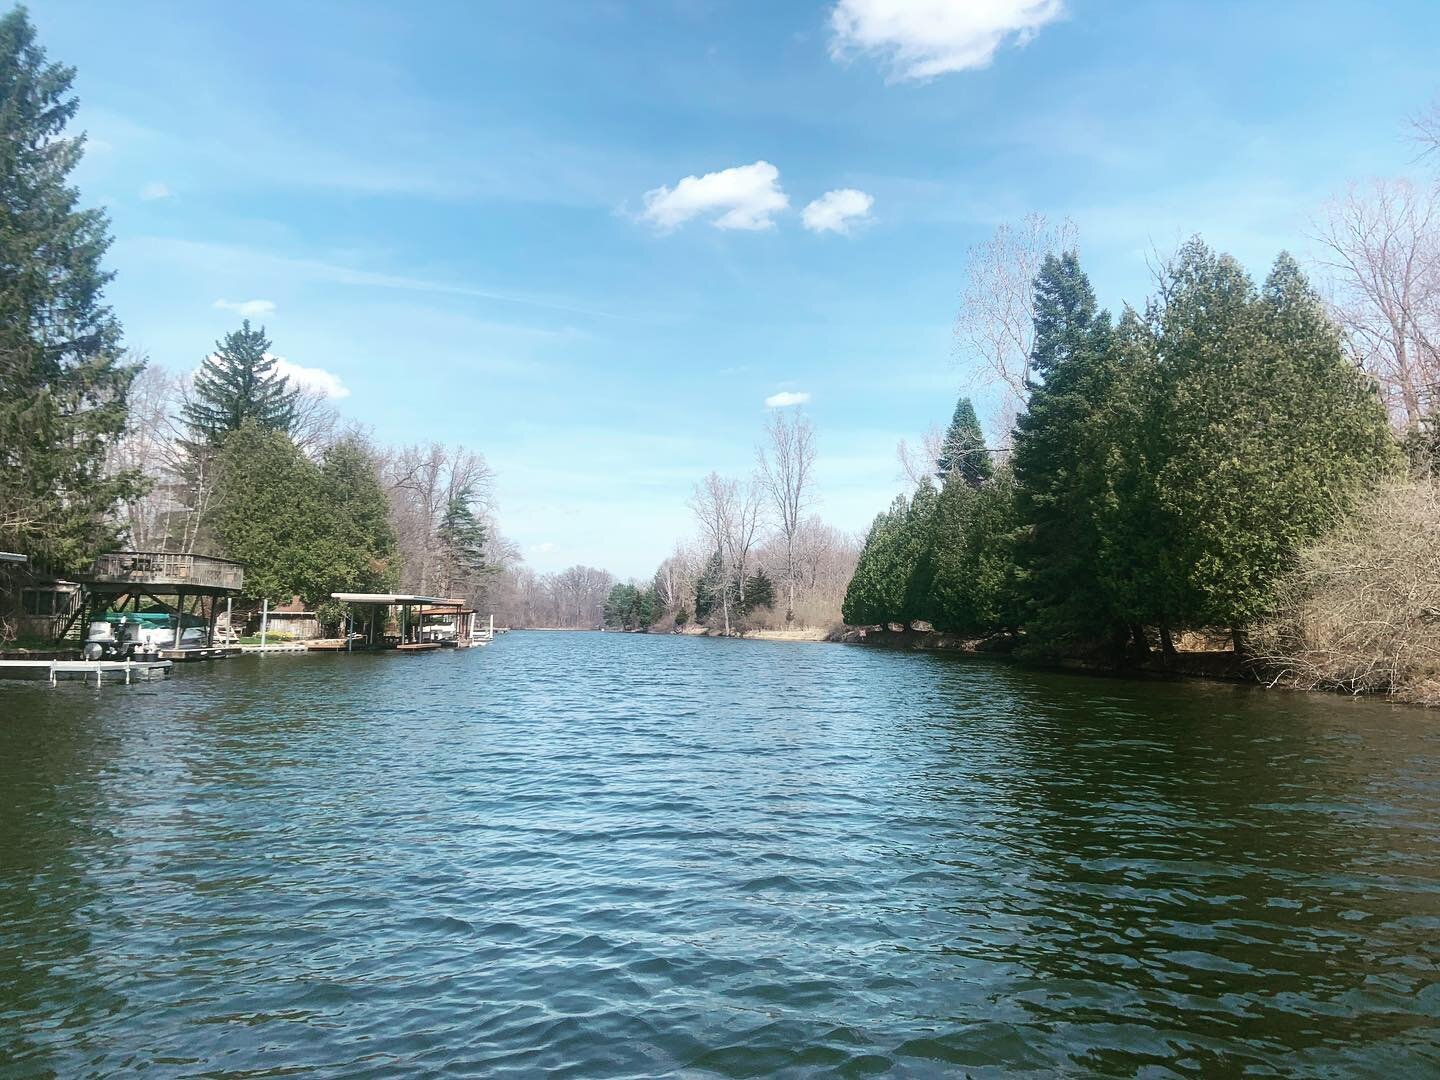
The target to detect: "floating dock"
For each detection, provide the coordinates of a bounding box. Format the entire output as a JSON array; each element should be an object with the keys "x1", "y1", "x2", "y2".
[{"x1": 0, "y1": 658, "x2": 173, "y2": 685}]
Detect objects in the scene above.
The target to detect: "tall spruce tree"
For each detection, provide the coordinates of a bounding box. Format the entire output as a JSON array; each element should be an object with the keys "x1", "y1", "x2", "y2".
[
  {"x1": 1011, "y1": 251, "x2": 1121, "y2": 649},
  {"x1": 935, "y1": 396, "x2": 992, "y2": 487},
  {"x1": 0, "y1": 8, "x2": 141, "y2": 573},
  {"x1": 435, "y1": 486, "x2": 489, "y2": 594},
  {"x1": 183, "y1": 321, "x2": 300, "y2": 445}
]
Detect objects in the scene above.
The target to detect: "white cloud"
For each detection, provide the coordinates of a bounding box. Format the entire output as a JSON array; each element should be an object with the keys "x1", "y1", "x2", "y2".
[
  {"x1": 765, "y1": 391, "x2": 811, "y2": 408},
  {"x1": 139, "y1": 180, "x2": 174, "y2": 200},
  {"x1": 802, "y1": 188, "x2": 875, "y2": 233},
  {"x1": 270, "y1": 355, "x2": 350, "y2": 399},
  {"x1": 641, "y1": 160, "x2": 789, "y2": 230},
  {"x1": 213, "y1": 298, "x2": 277, "y2": 318},
  {"x1": 829, "y1": 0, "x2": 1064, "y2": 81}
]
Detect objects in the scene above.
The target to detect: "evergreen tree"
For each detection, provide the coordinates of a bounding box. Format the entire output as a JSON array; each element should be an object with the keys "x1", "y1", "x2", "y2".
[
  {"x1": 316, "y1": 437, "x2": 398, "y2": 595},
  {"x1": 842, "y1": 497, "x2": 906, "y2": 626},
  {"x1": 899, "y1": 481, "x2": 941, "y2": 624},
  {"x1": 1150, "y1": 242, "x2": 1395, "y2": 638},
  {"x1": 935, "y1": 396, "x2": 992, "y2": 487},
  {"x1": 212, "y1": 422, "x2": 323, "y2": 605},
  {"x1": 694, "y1": 551, "x2": 724, "y2": 623},
  {"x1": 1011, "y1": 251, "x2": 1122, "y2": 648},
  {"x1": 930, "y1": 468, "x2": 1023, "y2": 636},
  {"x1": 740, "y1": 567, "x2": 776, "y2": 615},
  {"x1": 435, "y1": 484, "x2": 489, "y2": 594},
  {"x1": 183, "y1": 321, "x2": 300, "y2": 445},
  {"x1": 0, "y1": 8, "x2": 141, "y2": 572}
]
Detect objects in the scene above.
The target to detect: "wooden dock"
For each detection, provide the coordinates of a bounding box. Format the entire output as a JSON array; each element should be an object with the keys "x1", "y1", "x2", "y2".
[{"x1": 0, "y1": 658, "x2": 173, "y2": 685}]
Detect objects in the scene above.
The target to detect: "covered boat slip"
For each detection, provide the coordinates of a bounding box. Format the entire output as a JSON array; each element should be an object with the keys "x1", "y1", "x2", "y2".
[
  {"x1": 325, "y1": 594, "x2": 481, "y2": 652},
  {"x1": 68, "y1": 552, "x2": 245, "y2": 661}
]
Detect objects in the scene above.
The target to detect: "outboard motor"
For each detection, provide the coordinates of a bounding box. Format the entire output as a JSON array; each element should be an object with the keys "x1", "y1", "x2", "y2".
[{"x1": 83, "y1": 616, "x2": 139, "y2": 661}]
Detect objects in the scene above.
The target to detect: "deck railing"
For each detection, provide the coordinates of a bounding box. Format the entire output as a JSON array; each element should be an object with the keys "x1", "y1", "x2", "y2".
[{"x1": 90, "y1": 552, "x2": 245, "y2": 591}]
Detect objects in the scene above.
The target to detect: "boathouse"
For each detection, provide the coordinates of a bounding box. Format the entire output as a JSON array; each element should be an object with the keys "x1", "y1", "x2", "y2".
[
  {"x1": 327, "y1": 593, "x2": 468, "y2": 651},
  {"x1": 68, "y1": 552, "x2": 246, "y2": 660}
]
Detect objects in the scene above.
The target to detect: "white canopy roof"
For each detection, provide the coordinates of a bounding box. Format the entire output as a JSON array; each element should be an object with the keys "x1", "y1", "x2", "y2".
[{"x1": 330, "y1": 593, "x2": 462, "y2": 606}]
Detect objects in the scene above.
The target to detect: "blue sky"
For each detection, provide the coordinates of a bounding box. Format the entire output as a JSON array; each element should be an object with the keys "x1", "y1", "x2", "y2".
[{"x1": 38, "y1": 0, "x2": 1440, "y2": 578}]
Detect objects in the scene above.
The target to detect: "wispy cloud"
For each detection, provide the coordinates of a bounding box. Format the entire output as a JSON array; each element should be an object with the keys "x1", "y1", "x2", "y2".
[
  {"x1": 765, "y1": 390, "x2": 811, "y2": 408},
  {"x1": 641, "y1": 160, "x2": 789, "y2": 231},
  {"x1": 213, "y1": 298, "x2": 277, "y2": 318},
  {"x1": 802, "y1": 188, "x2": 875, "y2": 233},
  {"x1": 829, "y1": 0, "x2": 1065, "y2": 81},
  {"x1": 139, "y1": 180, "x2": 173, "y2": 200},
  {"x1": 127, "y1": 236, "x2": 630, "y2": 322}
]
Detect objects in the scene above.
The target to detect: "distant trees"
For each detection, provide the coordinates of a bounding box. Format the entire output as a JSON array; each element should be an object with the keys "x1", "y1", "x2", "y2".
[
  {"x1": 603, "y1": 581, "x2": 662, "y2": 630},
  {"x1": 182, "y1": 322, "x2": 300, "y2": 445},
  {"x1": 689, "y1": 473, "x2": 742, "y2": 634},
  {"x1": 0, "y1": 8, "x2": 141, "y2": 573},
  {"x1": 384, "y1": 444, "x2": 497, "y2": 599}
]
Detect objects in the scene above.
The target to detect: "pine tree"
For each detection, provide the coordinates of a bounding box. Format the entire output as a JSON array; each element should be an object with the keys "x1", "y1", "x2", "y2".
[
  {"x1": 694, "y1": 551, "x2": 724, "y2": 623},
  {"x1": 0, "y1": 8, "x2": 141, "y2": 573},
  {"x1": 435, "y1": 485, "x2": 489, "y2": 595},
  {"x1": 1011, "y1": 251, "x2": 1121, "y2": 648},
  {"x1": 182, "y1": 321, "x2": 300, "y2": 445},
  {"x1": 899, "y1": 481, "x2": 941, "y2": 625},
  {"x1": 935, "y1": 396, "x2": 992, "y2": 487},
  {"x1": 740, "y1": 567, "x2": 776, "y2": 614}
]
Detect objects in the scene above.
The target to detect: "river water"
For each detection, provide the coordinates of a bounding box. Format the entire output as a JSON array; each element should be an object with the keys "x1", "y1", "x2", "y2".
[{"x1": 1, "y1": 633, "x2": 1438, "y2": 1076}]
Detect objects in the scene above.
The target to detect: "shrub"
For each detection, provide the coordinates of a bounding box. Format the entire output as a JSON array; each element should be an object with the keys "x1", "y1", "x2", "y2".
[{"x1": 1254, "y1": 480, "x2": 1440, "y2": 703}]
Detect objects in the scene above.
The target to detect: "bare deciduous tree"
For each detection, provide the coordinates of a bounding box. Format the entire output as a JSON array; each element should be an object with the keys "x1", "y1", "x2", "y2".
[
  {"x1": 383, "y1": 443, "x2": 495, "y2": 595},
  {"x1": 757, "y1": 410, "x2": 816, "y2": 623},
  {"x1": 896, "y1": 423, "x2": 944, "y2": 488},
  {"x1": 954, "y1": 213, "x2": 1077, "y2": 423},
  {"x1": 1315, "y1": 180, "x2": 1440, "y2": 428},
  {"x1": 689, "y1": 471, "x2": 739, "y2": 635}
]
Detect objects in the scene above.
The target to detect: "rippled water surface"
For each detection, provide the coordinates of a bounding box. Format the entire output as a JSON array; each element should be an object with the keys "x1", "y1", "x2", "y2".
[{"x1": 2, "y1": 633, "x2": 1439, "y2": 1076}]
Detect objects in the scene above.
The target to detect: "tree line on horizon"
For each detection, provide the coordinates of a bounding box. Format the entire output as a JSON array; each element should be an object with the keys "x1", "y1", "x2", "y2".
[{"x1": 594, "y1": 410, "x2": 861, "y2": 635}]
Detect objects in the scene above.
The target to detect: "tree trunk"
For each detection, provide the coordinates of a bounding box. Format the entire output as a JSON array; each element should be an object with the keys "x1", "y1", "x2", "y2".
[
  {"x1": 1159, "y1": 622, "x2": 1178, "y2": 667},
  {"x1": 1231, "y1": 626, "x2": 1254, "y2": 674},
  {"x1": 1130, "y1": 623, "x2": 1151, "y2": 658}
]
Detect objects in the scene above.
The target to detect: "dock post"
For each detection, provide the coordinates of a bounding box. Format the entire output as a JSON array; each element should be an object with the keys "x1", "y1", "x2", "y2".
[
  {"x1": 49, "y1": 662, "x2": 56, "y2": 688},
  {"x1": 260, "y1": 598, "x2": 269, "y2": 649}
]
